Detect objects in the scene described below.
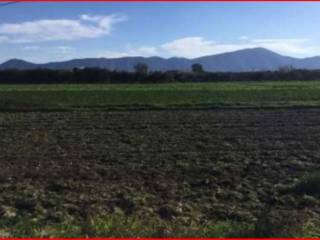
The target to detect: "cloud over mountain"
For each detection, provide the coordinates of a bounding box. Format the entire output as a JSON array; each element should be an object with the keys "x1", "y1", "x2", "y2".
[{"x1": 102, "y1": 37, "x2": 317, "y2": 59}]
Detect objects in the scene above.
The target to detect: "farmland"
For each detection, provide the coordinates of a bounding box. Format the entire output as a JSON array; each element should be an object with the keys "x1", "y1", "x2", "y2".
[
  {"x1": 1, "y1": 81, "x2": 320, "y2": 237},
  {"x1": 2, "y1": 81, "x2": 320, "y2": 110}
]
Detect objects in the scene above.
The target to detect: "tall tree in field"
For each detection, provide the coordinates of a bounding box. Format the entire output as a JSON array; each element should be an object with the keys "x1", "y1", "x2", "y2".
[
  {"x1": 192, "y1": 63, "x2": 204, "y2": 73},
  {"x1": 134, "y1": 63, "x2": 149, "y2": 75}
]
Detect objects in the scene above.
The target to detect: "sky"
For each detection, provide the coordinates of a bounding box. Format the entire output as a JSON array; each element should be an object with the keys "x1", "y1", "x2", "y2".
[{"x1": 0, "y1": 2, "x2": 320, "y2": 63}]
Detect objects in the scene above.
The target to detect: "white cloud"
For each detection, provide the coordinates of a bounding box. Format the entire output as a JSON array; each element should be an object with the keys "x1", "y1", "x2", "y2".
[
  {"x1": 56, "y1": 46, "x2": 73, "y2": 54},
  {"x1": 134, "y1": 46, "x2": 158, "y2": 56},
  {"x1": 0, "y1": 36, "x2": 9, "y2": 43},
  {"x1": 160, "y1": 37, "x2": 317, "y2": 58},
  {"x1": 100, "y1": 50, "x2": 128, "y2": 58},
  {"x1": 0, "y1": 14, "x2": 125, "y2": 43},
  {"x1": 23, "y1": 45, "x2": 40, "y2": 50},
  {"x1": 251, "y1": 38, "x2": 310, "y2": 43},
  {"x1": 102, "y1": 36, "x2": 318, "y2": 59},
  {"x1": 239, "y1": 35, "x2": 249, "y2": 41},
  {"x1": 248, "y1": 38, "x2": 313, "y2": 55},
  {"x1": 101, "y1": 45, "x2": 158, "y2": 58},
  {"x1": 161, "y1": 37, "x2": 246, "y2": 58}
]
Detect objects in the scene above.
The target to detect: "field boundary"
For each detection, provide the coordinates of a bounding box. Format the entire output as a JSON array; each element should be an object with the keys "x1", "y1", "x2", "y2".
[{"x1": 2, "y1": 104, "x2": 320, "y2": 113}]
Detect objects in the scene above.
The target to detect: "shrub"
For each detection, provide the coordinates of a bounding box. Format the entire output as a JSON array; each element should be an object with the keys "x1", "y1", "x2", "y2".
[{"x1": 294, "y1": 171, "x2": 320, "y2": 196}]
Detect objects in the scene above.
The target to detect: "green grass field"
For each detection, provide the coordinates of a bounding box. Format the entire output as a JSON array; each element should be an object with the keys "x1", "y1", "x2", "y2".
[{"x1": 1, "y1": 81, "x2": 320, "y2": 110}]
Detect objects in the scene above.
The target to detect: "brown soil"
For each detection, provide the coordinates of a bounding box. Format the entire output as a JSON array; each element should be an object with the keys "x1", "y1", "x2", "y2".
[{"x1": 1, "y1": 108, "x2": 320, "y2": 224}]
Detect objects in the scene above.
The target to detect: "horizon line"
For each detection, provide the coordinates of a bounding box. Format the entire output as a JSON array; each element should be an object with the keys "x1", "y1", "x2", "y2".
[{"x1": 2, "y1": 47, "x2": 318, "y2": 65}]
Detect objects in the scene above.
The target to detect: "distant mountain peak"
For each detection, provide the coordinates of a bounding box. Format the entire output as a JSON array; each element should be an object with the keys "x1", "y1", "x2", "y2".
[
  {"x1": 221, "y1": 47, "x2": 282, "y2": 57},
  {"x1": 0, "y1": 59, "x2": 36, "y2": 70},
  {"x1": 3, "y1": 58, "x2": 31, "y2": 64}
]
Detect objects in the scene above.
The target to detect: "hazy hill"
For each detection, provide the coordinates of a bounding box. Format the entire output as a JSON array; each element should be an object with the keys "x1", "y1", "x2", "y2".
[{"x1": 1, "y1": 48, "x2": 320, "y2": 72}]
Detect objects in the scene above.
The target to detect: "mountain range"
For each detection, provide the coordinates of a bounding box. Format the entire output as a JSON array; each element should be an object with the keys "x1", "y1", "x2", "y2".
[{"x1": 1, "y1": 47, "x2": 320, "y2": 72}]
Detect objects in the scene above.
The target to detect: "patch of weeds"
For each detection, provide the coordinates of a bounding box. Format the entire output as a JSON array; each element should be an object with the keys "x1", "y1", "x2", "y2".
[
  {"x1": 293, "y1": 170, "x2": 320, "y2": 196},
  {"x1": 0, "y1": 213, "x2": 81, "y2": 238},
  {"x1": 0, "y1": 168, "x2": 11, "y2": 183},
  {"x1": 253, "y1": 208, "x2": 310, "y2": 237},
  {"x1": 82, "y1": 208, "x2": 142, "y2": 237},
  {"x1": 203, "y1": 221, "x2": 253, "y2": 238},
  {"x1": 0, "y1": 208, "x2": 255, "y2": 238},
  {"x1": 302, "y1": 217, "x2": 320, "y2": 238},
  {"x1": 80, "y1": 210, "x2": 254, "y2": 238},
  {"x1": 2, "y1": 205, "x2": 318, "y2": 238},
  {"x1": 95, "y1": 166, "x2": 109, "y2": 177}
]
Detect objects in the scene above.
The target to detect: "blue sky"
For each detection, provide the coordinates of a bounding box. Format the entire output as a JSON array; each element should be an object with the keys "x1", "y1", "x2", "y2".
[{"x1": 0, "y1": 2, "x2": 320, "y2": 63}]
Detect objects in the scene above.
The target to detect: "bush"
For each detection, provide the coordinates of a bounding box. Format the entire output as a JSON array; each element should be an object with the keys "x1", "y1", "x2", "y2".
[{"x1": 294, "y1": 171, "x2": 320, "y2": 196}]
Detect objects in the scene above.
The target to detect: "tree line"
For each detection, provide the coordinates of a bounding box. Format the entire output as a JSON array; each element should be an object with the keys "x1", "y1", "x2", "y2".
[{"x1": 1, "y1": 63, "x2": 320, "y2": 84}]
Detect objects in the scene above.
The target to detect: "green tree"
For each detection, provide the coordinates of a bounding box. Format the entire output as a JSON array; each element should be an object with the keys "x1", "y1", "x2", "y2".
[
  {"x1": 192, "y1": 63, "x2": 204, "y2": 73},
  {"x1": 278, "y1": 65, "x2": 294, "y2": 73},
  {"x1": 134, "y1": 63, "x2": 149, "y2": 75}
]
